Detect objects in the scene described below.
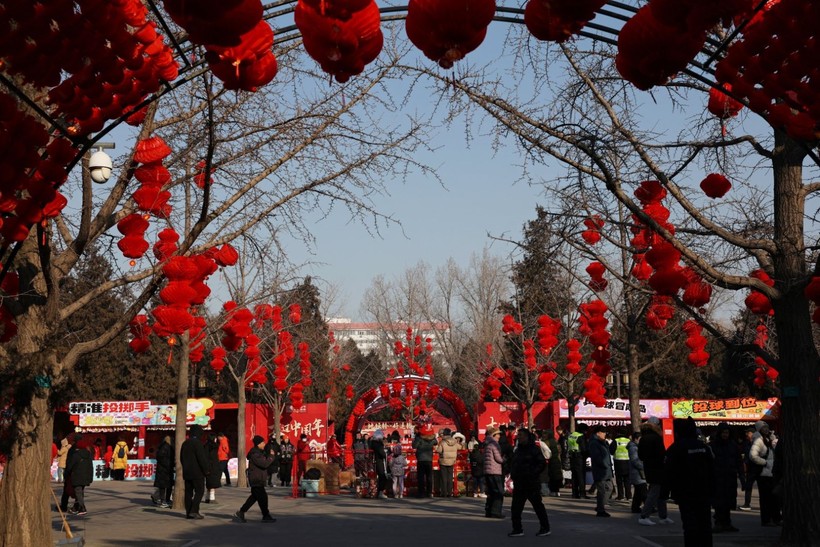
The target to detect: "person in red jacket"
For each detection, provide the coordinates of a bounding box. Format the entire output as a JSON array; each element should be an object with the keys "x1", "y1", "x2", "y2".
[
  {"x1": 296, "y1": 434, "x2": 311, "y2": 483},
  {"x1": 217, "y1": 432, "x2": 231, "y2": 486},
  {"x1": 326, "y1": 434, "x2": 343, "y2": 466}
]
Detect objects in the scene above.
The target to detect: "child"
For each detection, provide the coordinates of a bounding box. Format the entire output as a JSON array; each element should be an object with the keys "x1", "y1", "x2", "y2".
[{"x1": 389, "y1": 444, "x2": 408, "y2": 499}]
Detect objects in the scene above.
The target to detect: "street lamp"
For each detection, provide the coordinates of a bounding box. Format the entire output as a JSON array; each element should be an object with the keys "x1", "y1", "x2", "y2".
[{"x1": 88, "y1": 142, "x2": 116, "y2": 183}]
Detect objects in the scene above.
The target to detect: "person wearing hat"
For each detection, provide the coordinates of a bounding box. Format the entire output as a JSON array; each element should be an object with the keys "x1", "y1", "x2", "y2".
[
  {"x1": 436, "y1": 428, "x2": 459, "y2": 497},
  {"x1": 326, "y1": 433, "x2": 343, "y2": 466},
  {"x1": 235, "y1": 436, "x2": 276, "y2": 523},
  {"x1": 180, "y1": 425, "x2": 209, "y2": 519},
  {"x1": 278, "y1": 435, "x2": 294, "y2": 487},
  {"x1": 748, "y1": 420, "x2": 780, "y2": 526},
  {"x1": 567, "y1": 423, "x2": 589, "y2": 499},
  {"x1": 483, "y1": 426, "x2": 505, "y2": 519},
  {"x1": 412, "y1": 424, "x2": 438, "y2": 498},
  {"x1": 152, "y1": 435, "x2": 174, "y2": 508},
  {"x1": 588, "y1": 425, "x2": 614, "y2": 517},
  {"x1": 370, "y1": 430, "x2": 390, "y2": 499}
]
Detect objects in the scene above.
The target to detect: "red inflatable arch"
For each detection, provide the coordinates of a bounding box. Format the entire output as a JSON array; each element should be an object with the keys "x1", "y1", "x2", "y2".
[{"x1": 343, "y1": 375, "x2": 472, "y2": 467}]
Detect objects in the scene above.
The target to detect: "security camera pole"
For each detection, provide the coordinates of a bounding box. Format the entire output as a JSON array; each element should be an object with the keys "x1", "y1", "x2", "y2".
[{"x1": 87, "y1": 142, "x2": 116, "y2": 183}]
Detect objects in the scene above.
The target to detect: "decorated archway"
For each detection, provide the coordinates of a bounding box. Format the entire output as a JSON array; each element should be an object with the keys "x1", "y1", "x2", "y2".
[{"x1": 342, "y1": 374, "x2": 472, "y2": 467}]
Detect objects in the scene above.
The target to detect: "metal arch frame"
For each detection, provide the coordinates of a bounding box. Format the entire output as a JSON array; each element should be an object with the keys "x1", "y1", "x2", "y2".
[{"x1": 0, "y1": 0, "x2": 766, "y2": 281}]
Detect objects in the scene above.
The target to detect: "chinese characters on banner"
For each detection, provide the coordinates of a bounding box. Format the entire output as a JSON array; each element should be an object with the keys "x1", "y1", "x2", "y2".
[
  {"x1": 278, "y1": 403, "x2": 326, "y2": 442},
  {"x1": 671, "y1": 398, "x2": 779, "y2": 420},
  {"x1": 558, "y1": 398, "x2": 670, "y2": 419},
  {"x1": 68, "y1": 399, "x2": 214, "y2": 427},
  {"x1": 50, "y1": 460, "x2": 157, "y2": 481}
]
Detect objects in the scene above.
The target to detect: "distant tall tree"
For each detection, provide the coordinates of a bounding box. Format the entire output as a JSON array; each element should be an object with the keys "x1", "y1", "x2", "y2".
[{"x1": 288, "y1": 277, "x2": 331, "y2": 403}]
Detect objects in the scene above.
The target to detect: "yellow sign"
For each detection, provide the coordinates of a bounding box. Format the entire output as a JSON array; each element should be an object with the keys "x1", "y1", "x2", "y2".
[{"x1": 671, "y1": 398, "x2": 778, "y2": 421}]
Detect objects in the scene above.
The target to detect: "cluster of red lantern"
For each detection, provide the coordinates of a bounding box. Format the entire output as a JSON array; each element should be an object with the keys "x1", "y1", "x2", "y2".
[
  {"x1": 752, "y1": 322, "x2": 778, "y2": 386},
  {"x1": 682, "y1": 319, "x2": 709, "y2": 367},
  {"x1": 392, "y1": 328, "x2": 434, "y2": 376},
  {"x1": 220, "y1": 302, "x2": 254, "y2": 351},
  {"x1": 579, "y1": 299, "x2": 610, "y2": 377},
  {"x1": 582, "y1": 371, "x2": 606, "y2": 407},
  {"x1": 210, "y1": 346, "x2": 227, "y2": 376},
  {"x1": 744, "y1": 269, "x2": 774, "y2": 316},
  {"x1": 272, "y1": 330, "x2": 296, "y2": 391},
  {"x1": 524, "y1": 0, "x2": 606, "y2": 43},
  {"x1": 700, "y1": 173, "x2": 732, "y2": 199},
  {"x1": 536, "y1": 315, "x2": 560, "y2": 354},
  {"x1": 501, "y1": 314, "x2": 524, "y2": 335},
  {"x1": 715, "y1": 0, "x2": 820, "y2": 141},
  {"x1": 581, "y1": 216, "x2": 605, "y2": 245},
  {"x1": 707, "y1": 82, "x2": 744, "y2": 121},
  {"x1": 132, "y1": 136, "x2": 173, "y2": 218},
  {"x1": 128, "y1": 314, "x2": 152, "y2": 354},
  {"x1": 153, "y1": 228, "x2": 179, "y2": 261},
  {"x1": 1, "y1": 0, "x2": 177, "y2": 137},
  {"x1": 187, "y1": 315, "x2": 208, "y2": 364},
  {"x1": 681, "y1": 267, "x2": 712, "y2": 309},
  {"x1": 616, "y1": 0, "x2": 751, "y2": 91},
  {"x1": 405, "y1": 0, "x2": 496, "y2": 69},
  {"x1": 152, "y1": 255, "x2": 216, "y2": 335},
  {"x1": 0, "y1": 92, "x2": 75, "y2": 246},
  {"x1": 480, "y1": 343, "x2": 511, "y2": 402},
  {"x1": 116, "y1": 213, "x2": 150, "y2": 260},
  {"x1": 162, "y1": 0, "x2": 276, "y2": 91},
  {"x1": 586, "y1": 261, "x2": 607, "y2": 292},
  {"x1": 646, "y1": 295, "x2": 675, "y2": 330},
  {"x1": 295, "y1": 0, "x2": 384, "y2": 83},
  {"x1": 565, "y1": 338, "x2": 583, "y2": 375}
]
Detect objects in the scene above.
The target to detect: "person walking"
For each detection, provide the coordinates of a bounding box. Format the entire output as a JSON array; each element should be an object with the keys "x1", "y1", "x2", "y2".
[
  {"x1": 152, "y1": 436, "x2": 174, "y2": 508},
  {"x1": 567, "y1": 423, "x2": 589, "y2": 498},
  {"x1": 102, "y1": 444, "x2": 113, "y2": 480},
  {"x1": 111, "y1": 438, "x2": 129, "y2": 481},
  {"x1": 326, "y1": 434, "x2": 343, "y2": 466},
  {"x1": 611, "y1": 431, "x2": 632, "y2": 501},
  {"x1": 748, "y1": 421, "x2": 781, "y2": 527},
  {"x1": 588, "y1": 425, "x2": 614, "y2": 517},
  {"x1": 627, "y1": 432, "x2": 646, "y2": 514},
  {"x1": 278, "y1": 436, "x2": 294, "y2": 486},
  {"x1": 205, "y1": 435, "x2": 222, "y2": 504},
  {"x1": 234, "y1": 435, "x2": 276, "y2": 523},
  {"x1": 710, "y1": 422, "x2": 741, "y2": 532},
  {"x1": 436, "y1": 428, "x2": 459, "y2": 497},
  {"x1": 665, "y1": 418, "x2": 714, "y2": 547},
  {"x1": 389, "y1": 444, "x2": 408, "y2": 498},
  {"x1": 65, "y1": 435, "x2": 93, "y2": 516},
  {"x1": 541, "y1": 428, "x2": 563, "y2": 497},
  {"x1": 638, "y1": 417, "x2": 673, "y2": 526},
  {"x1": 412, "y1": 424, "x2": 437, "y2": 498},
  {"x1": 217, "y1": 432, "x2": 231, "y2": 486},
  {"x1": 180, "y1": 424, "x2": 209, "y2": 519},
  {"x1": 370, "y1": 429, "x2": 390, "y2": 499},
  {"x1": 483, "y1": 426, "x2": 505, "y2": 519},
  {"x1": 507, "y1": 428, "x2": 551, "y2": 537}
]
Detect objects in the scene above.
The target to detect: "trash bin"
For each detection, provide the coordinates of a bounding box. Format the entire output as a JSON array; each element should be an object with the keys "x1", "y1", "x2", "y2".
[{"x1": 301, "y1": 479, "x2": 320, "y2": 498}]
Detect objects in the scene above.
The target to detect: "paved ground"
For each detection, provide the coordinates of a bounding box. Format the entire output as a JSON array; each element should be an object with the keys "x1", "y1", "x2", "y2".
[{"x1": 52, "y1": 481, "x2": 782, "y2": 547}]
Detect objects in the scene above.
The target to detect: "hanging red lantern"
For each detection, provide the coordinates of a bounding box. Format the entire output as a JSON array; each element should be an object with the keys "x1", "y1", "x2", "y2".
[{"x1": 700, "y1": 173, "x2": 732, "y2": 199}]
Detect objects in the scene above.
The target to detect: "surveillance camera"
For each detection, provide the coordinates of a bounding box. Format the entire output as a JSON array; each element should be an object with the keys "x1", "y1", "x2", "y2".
[{"x1": 88, "y1": 150, "x2": 113, "y2": 183}]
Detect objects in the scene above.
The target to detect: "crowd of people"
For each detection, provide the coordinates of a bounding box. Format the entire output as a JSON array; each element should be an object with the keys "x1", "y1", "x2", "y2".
[{"x1": 49, "y1": 417, "x2": 781, "y2": 541}]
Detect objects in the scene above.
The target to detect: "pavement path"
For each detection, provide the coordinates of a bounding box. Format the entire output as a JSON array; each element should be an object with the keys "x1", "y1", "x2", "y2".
[{"x1": 52, "y1": 481, "x2": 781, "y2": 547}]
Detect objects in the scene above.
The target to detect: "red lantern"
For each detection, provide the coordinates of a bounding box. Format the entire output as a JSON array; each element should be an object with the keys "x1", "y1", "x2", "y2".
[{"x1": 700, "y1": 173, "x2": 732, "y2": 199}]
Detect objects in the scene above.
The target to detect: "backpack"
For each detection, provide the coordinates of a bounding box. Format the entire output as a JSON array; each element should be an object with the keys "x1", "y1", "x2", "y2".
[{"x1": 117, "y1": 445, "x2": 126, "y2": 459}]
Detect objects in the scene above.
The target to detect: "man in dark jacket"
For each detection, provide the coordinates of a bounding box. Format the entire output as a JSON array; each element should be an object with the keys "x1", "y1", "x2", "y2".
[
  {"x1": 507, "y1": 428, "x2": 551, "y2": 537},
  {"x1": 711, "y1": 422, "x2": 741, "y2": 532},
  {"x1": 180, "y1": 424, "x2": 209, "y2": 519},
  {"x1": 412, "y1": 424, "x2": 437, "y2": 498},
  {"x1": 665, "y1": 418, "x2": 714, "y2": 547},
  {"x1": 65, "y1": 434, "x2": 93, "y2": 516},
  {"x1": 264, "y1": 434, "x2": 280, "y2": 487},
  {"x1": 152, "y1": 436, "x2": 174, "y2": 508},
  {"x1": 235, "y1": 435, "x2": 276, "y2": 523},
  {"x1": 638, "y1": 417, "x2": 672, "y2": 526},
  {"x1": 588, "y1": 425, "x2": 613, "y2": 517}
]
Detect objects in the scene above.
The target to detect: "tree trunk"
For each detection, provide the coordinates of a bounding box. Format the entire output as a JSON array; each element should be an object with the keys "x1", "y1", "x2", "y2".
[
  {"x1": 0, "y1": 391, "x2": 53, "y2": 547},
  {"x1": 770, "y1": 133, "x2": 820, "y2": 544},
  {"x1": 172, "y1": 336, "x2": 189, "y2": 511},
  {"x1": 237, "y1": 387, "x2": 247, "y2": 488},
  {"x1": 627, "y1": 339, "x2": 642, "y2": 433}
]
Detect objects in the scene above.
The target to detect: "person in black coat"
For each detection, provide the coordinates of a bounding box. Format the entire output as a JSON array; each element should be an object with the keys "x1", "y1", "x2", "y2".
[
  {"x1": 264, "y1": 434, "x2": 280, "y2": 487},
  {"x1": 65, "y1": 435, "x2": 93, "y2": 515},
  {"x1": 710, "y1": 422, "x2": 742, "y2": 532},
  {"x1": 638, "y1": 418, "x2": 671, "y2": 525},
  {"x1": 369, "y1": 430, "x2": 389, "y2": 499},
  {"x1": 180, "y1": 424, "x2": 210, "y2": 519},
  {"x1": 665, "y1": 418, "x2": 714, "y2": 547},
  {"x1": 205, "y1": 435, "x2": 222, "y2": 503},
  {"x1": 152, "y1": 436, "x2": 174, "y2": 507},
  {"x1": 508, "y1": 428, "x2": 551, "y2": 537},
  {"x1": 235, "y1": 436, "x2": 276, "y2": 523}
]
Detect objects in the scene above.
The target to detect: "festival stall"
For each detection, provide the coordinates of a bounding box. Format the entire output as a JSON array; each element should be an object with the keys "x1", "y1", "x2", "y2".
[
  {"x1": 57, "y1": 398, "x2": 214, "y2": 481},
  {"x1": 670, "y1": 397, "x2": 780, "y2": 439}
]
